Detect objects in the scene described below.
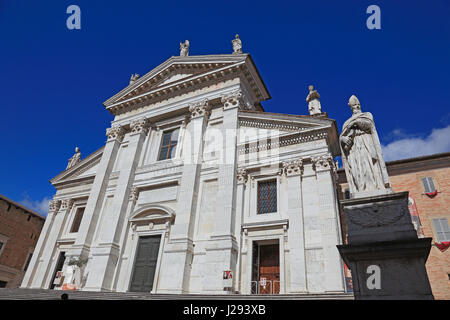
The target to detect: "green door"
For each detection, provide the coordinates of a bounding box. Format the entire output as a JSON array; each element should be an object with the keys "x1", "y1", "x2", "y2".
[{"x1": 129, "y1": 235, "x2": 161, "y2": 292}]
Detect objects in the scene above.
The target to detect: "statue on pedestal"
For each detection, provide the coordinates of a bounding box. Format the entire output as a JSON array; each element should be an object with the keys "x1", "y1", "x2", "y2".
[
  {"x1": 232, "y1": 34, "x2": 242, "y2": 54},
  {"x1": 66, "y1": 147, "x2": 81, "y2": 170},
  {"x1": 306, "y1": 85, "x2": 322, "y2": 115},
  {"x1": 339, "y1": 95, "x2": 391, "y2": 197},
  {"x1": 180, "y1": 40, "x2": 190, "y2": 56}
]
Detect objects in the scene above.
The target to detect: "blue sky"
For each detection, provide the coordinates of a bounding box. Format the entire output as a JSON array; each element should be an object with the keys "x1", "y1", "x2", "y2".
[{"x1": 1, "y1": 0, "x2": 449, "y2": 215}]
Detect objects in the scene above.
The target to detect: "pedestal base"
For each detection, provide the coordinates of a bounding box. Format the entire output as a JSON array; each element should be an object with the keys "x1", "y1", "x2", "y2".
[
  {"x1": 337, "y1": 238, "x2": 434, "y2": 300},
  {"x1": 338, "y1": 191, "x2": 434, "y2": 299}
]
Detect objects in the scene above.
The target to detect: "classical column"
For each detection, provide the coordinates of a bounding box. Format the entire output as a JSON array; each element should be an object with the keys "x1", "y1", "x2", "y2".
[
  {"x1": 158, "y1": 100, "x2": 209, "y2": 294},
  {"x1": 312, "y1": 154, "x2": 345, "y2": 292},
  {"x1": 68, "y1": 125, "x2": 124, "y2": 275},
  {"x1": 203, "y1": 90, "x2": 242, "y2": 293},
  {"x1": 283, "y1": 159, "x2": 307, "y2": 293},
  {"x1": 32, "y1": 199, "x2": 73, "y2": 288},
  {"x1": 84, "y1": 118, "x2": 149, "y2": 291},
  {"x1": 234, "y1": 169, "x2": 248, "y2": 293},
  {"x1": 23, "y1": 199, "x2": 60, "y2": 288},
  {"x1": 112, "y1": 186, "x2": 140, "y2": 291}
]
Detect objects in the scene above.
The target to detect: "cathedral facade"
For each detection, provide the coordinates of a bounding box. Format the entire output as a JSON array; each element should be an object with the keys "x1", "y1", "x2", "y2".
[{"x1": 21, "y1": 47, "x2": 346, "y2": 295}]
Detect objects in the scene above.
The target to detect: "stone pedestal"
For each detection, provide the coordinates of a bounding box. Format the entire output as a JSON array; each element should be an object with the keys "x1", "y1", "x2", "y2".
[{"x1": 337, "y1": 191, "x2": 434, "y2": 300}]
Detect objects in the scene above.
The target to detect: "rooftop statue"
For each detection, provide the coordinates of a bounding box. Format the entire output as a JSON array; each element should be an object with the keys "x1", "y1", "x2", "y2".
[
  {"x1": 180, "y1": 40, "x2": 190, "y2": 57},
  {"x1": 232, "y1": 34, "x2": 242, "y2": 54},
  {"x1": 306, "y1": 85, "x2": 322, "y2": 115},
  {"x1": 66, "y1": 147, "x2": 81, "y2": 170},
  {"x1": 339, "y1": 95, "x2": 391, "y2": 198},
  {"x1": 129, "y1": 73, "x2": 140, "y2": 85}
]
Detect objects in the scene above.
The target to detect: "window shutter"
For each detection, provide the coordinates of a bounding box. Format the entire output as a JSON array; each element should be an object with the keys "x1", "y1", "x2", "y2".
[
  {"x1": 439, "y1": 219, "x2": 450, "y2": 242},
  {"x1": 422, "y1": 177, "x2": 436, "y2": 193},
  {"x1": 433, "y1": 218, "x2": 450, "y2": 242},
  {"x1": 427, "y1": 177, "x2": 436, "y2": 192}
]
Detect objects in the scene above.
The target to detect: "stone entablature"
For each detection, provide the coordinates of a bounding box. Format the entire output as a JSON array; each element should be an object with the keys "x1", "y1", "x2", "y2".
[{"x1": 237, "y1": 128, "x2": 330, "y2": 155}]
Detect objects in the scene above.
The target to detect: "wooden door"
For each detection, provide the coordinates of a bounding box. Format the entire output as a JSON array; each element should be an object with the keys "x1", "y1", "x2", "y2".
[
  {"x1": 130, "y1": 235, "x2": 161, "y2": 292},
  {"x1": 259, "y1": 244, "x2": 280, "y2": 294}
]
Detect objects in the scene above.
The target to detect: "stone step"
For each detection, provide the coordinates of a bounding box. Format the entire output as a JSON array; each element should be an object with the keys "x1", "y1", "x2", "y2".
[{"x1": 0, "y1": 288, "x2": 354, "y2": 300}]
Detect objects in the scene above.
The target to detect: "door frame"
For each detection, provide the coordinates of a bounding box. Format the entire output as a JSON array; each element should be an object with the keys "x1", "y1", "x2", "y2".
[
  {"x1": 126, "y1": 230, "x2": 166, "y2": 293},
  {"x1": 246, "y1": 235, "x2": 285, "y2": 294}
]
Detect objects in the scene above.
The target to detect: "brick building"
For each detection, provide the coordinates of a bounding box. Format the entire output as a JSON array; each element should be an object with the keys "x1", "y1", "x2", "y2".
[
  {"x1": 338, "y1": 152, "x2": 450, "y2": 300},
  {"x1": 0, "y1": 194, "x2": 45, "y2": 288}
]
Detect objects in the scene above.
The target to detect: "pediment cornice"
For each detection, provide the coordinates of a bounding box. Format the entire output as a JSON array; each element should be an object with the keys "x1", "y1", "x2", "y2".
[
  {"x1": 103, "y1": 54, "x2": 270, "y2": 116},
  {"x1": 50, "y1": 146, "x2": 104, "y2": 186}
]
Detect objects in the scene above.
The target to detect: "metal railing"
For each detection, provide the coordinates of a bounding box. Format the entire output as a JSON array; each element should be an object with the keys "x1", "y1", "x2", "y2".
[{"x1": 250, "y1": 280, "x2": 280, "y2": 294}]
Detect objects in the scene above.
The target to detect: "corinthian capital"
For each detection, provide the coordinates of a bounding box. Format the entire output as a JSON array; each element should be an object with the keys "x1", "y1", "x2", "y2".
[
  {"x1": 60, "y1": 199, "x2": 74, "y2": 210},
  {"x1": 312, "y1": 154, "x2": 333, "y2": 172},
  {"x1": 236, "y1": 168, "x2": 248, "y2": 184},
  {"x1": 130, "y1": 118, "x2": 149, "y2": 135},
  {"x1": 282, "y1": 159, "x2": 303, "y2": 176},
  {"x1": 106, "y1": 125, "x2": 125, "y2": 142},
  {"x1": 49, "y1": 199, "x2": 61, "y2": 213},
  {"x1": 221, "y1": 90, "x2": 243, "y2": 110},
  {"x1": 189, "y1": 99, "x2": 210, "y2": 118}
]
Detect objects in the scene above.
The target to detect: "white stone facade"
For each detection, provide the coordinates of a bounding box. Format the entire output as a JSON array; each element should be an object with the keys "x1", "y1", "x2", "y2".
[{"x1": 21, "y1": 53, "x2": 346, "y2": 295}]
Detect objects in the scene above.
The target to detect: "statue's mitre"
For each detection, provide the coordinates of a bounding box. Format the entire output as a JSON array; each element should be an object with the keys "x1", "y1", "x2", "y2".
[{"x1": 348, "y1": 95, "x2": 360, "y2": 107}]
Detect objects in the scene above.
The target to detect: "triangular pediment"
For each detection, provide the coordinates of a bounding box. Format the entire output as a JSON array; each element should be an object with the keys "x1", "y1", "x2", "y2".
[
  {"x1": 103, "y1": 54, "x2": 270, "y2": 115},
  {"x1": 50, "y1": 147, "x2": 104, "y2": 186}
]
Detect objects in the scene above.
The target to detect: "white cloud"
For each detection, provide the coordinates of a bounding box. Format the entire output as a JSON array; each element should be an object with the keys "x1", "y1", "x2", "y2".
[
  {"x1": 20, "y1": 195, "x2": 51, "y2": 216},
  {"x1": 382, "y1": 125, "x2": 450, "y2": 161}
]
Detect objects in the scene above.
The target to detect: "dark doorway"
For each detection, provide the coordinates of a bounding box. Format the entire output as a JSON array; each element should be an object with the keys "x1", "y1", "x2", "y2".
[
  {"x1": 129, "y1": 235, "x2": 161, "y2": 292},
  {"x1": 50, "y1": 251, "x2": 66, "y2": 289},
  {"x1": 251, "y1": 242, "x2": 280, "y2": 294}
]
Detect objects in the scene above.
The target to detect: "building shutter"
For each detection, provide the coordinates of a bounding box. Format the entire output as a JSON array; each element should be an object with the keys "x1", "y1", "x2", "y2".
[
  {"x1": 421, "y1": 177, "x2": 436, "y2": 193},
  {"x1": 433, "y1": 218, "x2": 450, "y2": 242}
]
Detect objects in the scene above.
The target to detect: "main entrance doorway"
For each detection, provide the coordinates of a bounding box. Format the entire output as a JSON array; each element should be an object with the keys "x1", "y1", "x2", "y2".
[
  {"x1": 251, "y1": 241, "x2": 280, "y2": 294},
  {"x1": 50, "y1": 251, "x2": 66, "y2": 289},
  {"x1": 129, "y1": 235, "x2": 161, "y2": 292}
]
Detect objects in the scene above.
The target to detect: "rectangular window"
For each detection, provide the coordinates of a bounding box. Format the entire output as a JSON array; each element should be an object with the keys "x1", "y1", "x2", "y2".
[
  {"x1": 257, "y1": 180, "x2": 277, "y2": 215},
  {"x1": 421, "y1": 177, "x2": 436, "y2": 193},
  {"x1": 0, "y1": 281, "x2": 7, "y2": 288},
  {"x1": 432, "y1": 218, "x2": 450, "y2": 242},
  {"x1": 158, "y1": 128, "x2": 179, "y2": 161},
  {"x1": 24, "y1": 252, "x2": 33, "y2": 271},
  {"x1": 70, "y1": 208, "x2": 85, "y2": 233}
]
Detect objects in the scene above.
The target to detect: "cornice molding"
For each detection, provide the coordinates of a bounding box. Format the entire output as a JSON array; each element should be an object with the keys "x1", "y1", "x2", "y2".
[
  {"x1": 238, "y1": 128, "x2": 329, "y2": 155},
  {"x1": 104, "y1": 55, "x2": 270, "y2": 116}
]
